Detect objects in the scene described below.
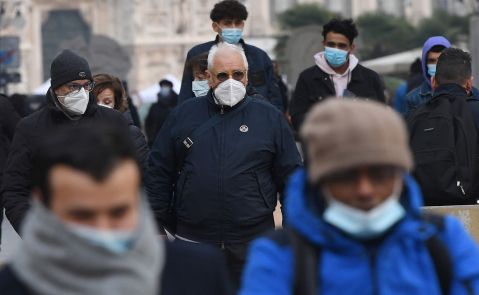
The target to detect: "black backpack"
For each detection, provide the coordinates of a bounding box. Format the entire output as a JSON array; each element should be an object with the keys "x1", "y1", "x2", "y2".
[
  {"x1": 407, "y1": 93, "x2": 478, "y2": 205},
  {"x1": 267, "y1": 214, "x2": 454, "y2": 295}
]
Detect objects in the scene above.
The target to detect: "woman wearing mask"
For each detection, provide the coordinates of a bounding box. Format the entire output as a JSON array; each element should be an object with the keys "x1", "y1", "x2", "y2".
[{"x1": 92, "y1": 74, "x2": 149, "y2": 174}]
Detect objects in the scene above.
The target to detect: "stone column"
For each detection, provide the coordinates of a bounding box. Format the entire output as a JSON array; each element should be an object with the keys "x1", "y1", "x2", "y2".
[{"x1": 471, "y1": 16, "x2": 479, "y2": 88}]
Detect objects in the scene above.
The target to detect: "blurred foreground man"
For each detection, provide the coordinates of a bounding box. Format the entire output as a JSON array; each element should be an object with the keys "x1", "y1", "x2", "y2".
[
  {"x1": 1, "y1": 50, "x2": 127, "y2": 233},
  {"x1": 147, "y1": 42, "x2": 301, "y2": 287},
  {"x1": 240, "y1": 100, "x2": 479, "y2": 295},
  {"x1": 0, "y1": 125, "x2": 233, "y2": 295}
]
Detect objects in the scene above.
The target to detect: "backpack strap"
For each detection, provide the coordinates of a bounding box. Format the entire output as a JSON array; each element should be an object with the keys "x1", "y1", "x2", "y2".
[
  {"x1": 422, "y1": 213, "x2": 453, "y2": 295},
  {"x1": 176, "y1": 96, "x2": 252, "y2": 172},
  {"x1": 265, "y1": 228, "x2": 321, "y2": 295}
]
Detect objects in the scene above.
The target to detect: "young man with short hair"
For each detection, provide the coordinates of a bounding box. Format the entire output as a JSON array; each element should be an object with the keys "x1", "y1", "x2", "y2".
[
  {"x1": 178, "y1": 0, "x2": 283, "y2": 110},
  {"x1": 289, "y1": 18, "x2": 385, "y2": 132}
]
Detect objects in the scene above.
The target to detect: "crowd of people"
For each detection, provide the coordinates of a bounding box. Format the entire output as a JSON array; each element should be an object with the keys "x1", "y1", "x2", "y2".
[{"x1": 1, "y1": 0, "x2": 479, "y2": 294}]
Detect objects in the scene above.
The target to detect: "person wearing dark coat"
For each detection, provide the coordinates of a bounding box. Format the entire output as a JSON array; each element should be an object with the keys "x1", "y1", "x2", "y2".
[
  {"x1": 144, "y1": 79, "x2": 178, "y2": 147},
  {"x1": 0, "y1": 124, "x2": 233, "y2": 295},
  {"x1": 0, "y1": 94, "x2": 21, "y2": 247},
  {"x1": 178, "y1": 0, "x2": 283, "y2": 111},
  {"x1": 0, "y1": 50, "x2": 128, "y2": 234},
  {"x1": 92, "y1": 73, "x2": 149, "y2": 173},
  {"x1": 289, "y1": 18, "x2": 385, "y2": 132},
  {"x1": 146, "y1": 43, "x2": 301, "y2": 288}
]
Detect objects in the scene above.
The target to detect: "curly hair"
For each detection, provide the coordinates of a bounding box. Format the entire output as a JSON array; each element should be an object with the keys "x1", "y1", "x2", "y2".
[
  {"x1": 322, "y1": 18, "x2": 358, "y2": 44},
  {"x1": 92, "y1": 73, "x2": 128, "y2": 112},
  {"x1": 210, "y1": 0, "x2": 248, "y2": 22}
]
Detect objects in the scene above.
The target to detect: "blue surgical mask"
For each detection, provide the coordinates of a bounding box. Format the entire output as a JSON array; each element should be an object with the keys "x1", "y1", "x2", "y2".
[
  {"x1": 192, "y1": 80, "x2": 210, "y2": 97},
  {"x1": 67, "y1": 223, "x2": 135, "y2": 254},
  {"x1": 324, "y1": 46, "x2": 349, "y2": 68},
  {"x1": 221, "y1": 28, "x2": 242, "y2": 44},
  {"x1": 322, "y1": 185, "x2": 405, "y2": 239},
  {"x1": 160, "y1": 86, "x2": 171, "y2": 97},
  {"x1": 427, "y1": 64, "x2": 437, "y2": 77}
]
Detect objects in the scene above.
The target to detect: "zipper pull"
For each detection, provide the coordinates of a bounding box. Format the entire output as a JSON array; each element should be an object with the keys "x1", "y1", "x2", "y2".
[
  {"x1": 220, "y1": 105, "x2": 224, "y2": 115},
  {"x1": 220, "y1": 241, "x2": 225, "y2": 250},
  {"x1": 457, "y1": 181, "x2": 466, "y2": 196}
]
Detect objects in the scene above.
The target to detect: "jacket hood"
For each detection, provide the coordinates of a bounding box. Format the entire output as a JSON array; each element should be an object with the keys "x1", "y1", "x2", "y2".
[
  {"x1": 314, "y1": 51, "x2": 359, "y2": 75},
  {"x1": 285, "y1": 169, "x2": 427, "y2": 249},
  {"x1": 421, "y1": 36, "x2": 451, "y2": 87}
]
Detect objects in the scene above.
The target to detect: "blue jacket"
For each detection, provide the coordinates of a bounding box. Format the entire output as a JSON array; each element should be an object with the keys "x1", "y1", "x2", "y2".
[
  {"x1": 146, "y1": 92, "x2": 301, "y2": 243},
  {"x1": 178, "y1": 37, "x2": 283, "y2": 111},
  {"x1": 406, "y1": 81, "x2": 479, "y2": 118},
  {"x1": 240, "y1": 169, "x2": 479, "y2": 295}
]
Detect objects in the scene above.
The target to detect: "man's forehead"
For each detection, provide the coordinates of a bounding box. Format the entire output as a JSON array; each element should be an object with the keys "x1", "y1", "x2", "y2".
[{"x1": 212, "y1": 51, "x2": 245, "y2": 70}]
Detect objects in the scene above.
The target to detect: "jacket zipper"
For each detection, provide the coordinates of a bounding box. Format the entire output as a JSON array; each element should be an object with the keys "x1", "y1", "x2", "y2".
[
  {"x1": 219, "y1": 107, "x2": 225, "y2": 249},
  {"x1": 367, "y1": 247, "x2": 380, "y2": 295}
]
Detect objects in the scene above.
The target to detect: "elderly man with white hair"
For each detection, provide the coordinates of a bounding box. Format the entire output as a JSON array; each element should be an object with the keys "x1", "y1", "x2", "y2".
[{"x1": 146, "y1": 42, "x2": 301, "y2": 287}]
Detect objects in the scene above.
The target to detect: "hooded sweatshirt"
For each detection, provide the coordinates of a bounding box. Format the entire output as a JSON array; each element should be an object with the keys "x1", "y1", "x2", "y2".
[
  {"x1": 314, "y1": 51, "x2": 359, "y2": 97},
  {"x1": 421, "y1": 36, "x2": 451, "y2": 89},
  {"x1": 12, "y1": 199, "x2": 164, "y2": 295}
]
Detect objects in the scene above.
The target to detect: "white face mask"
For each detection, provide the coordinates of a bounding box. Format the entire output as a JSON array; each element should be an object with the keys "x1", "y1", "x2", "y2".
[
  {"x1": 192, "y1": 80, "x2": 210, "y2": 97},
  {"x1": 57, "y1": 87, "x2": 89, "y2": 115},
  {"x1": 66, "y1": 223, "x2": 135, "y2": 254},
  {"x1": 322, "y1": 182, "x2": 405, "y2": 239},
  {"x1": 98, "y1": 102, "x2": 113, "y2": 109},
  {"x1": 213, "y1": 78, "x2": 246, "y2": 107}
]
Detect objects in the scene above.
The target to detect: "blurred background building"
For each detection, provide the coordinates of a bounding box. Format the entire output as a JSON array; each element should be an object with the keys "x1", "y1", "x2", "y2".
[{"x1": 0, "y1": 0, "x2": 477, "y2": 95}]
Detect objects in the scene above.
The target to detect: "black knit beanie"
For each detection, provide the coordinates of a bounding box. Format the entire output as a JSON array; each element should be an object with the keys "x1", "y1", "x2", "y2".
[{"x1": 50, "y1": 50, "x2": 92, "y2": 90}]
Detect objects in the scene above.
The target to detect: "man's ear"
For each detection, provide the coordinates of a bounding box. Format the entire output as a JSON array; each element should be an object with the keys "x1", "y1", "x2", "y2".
[
  {"x1": 32, "y1": 188, "x2": 43, "y2": 202},
  {"x1": 350, "y1": 43, "x2": 356, "y2": 53},
  {"x1": 465, "y1": 77, "x2": 473, "y2": 93},
  {"x1": 206, "y1": 70, "x2": 214, "y2": 88},
  {"x1": 212, "y1": 22, "x2": 220, "y2": 34}
]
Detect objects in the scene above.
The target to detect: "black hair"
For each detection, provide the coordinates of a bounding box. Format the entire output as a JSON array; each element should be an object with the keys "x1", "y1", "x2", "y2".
[
  {"x1": 322, "y1": 18, "x2": 358, "y2": 44},
  {"x1": 435, "y1": 48, "x2": 471, "y2": 86},
  {"x1": 188, "y1": 52, "x2": 209, "y2": 75},
  {"x1": 429, "y1": 45, "x2": 447, "y2": 53},
  {"x1": 32, "y1": 124, "x2": 138, "y2": 206},
  {"x1": 159, "y1": 79, "x2": 173, "y2": 87},
  {"x1": 210, "y1": 0, "x2": 248, "y2": 22}
]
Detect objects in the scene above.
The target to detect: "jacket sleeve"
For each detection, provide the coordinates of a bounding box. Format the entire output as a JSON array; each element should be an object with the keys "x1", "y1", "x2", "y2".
[
  {"x1": 289, "y1": 72, "x2": 313, "y2": 132},
  {"x1": 178, "y1": 50, "x2": 194, "y2": 105},
  {"x1": 129, "y1": 125, "x2": 150, "y2": 177},
  {"x1": 264, "y1": 57, "x2": 284, "y2": 112},
  {"x1": 145, "y1": 112, "x2": 178, "y2": 232},
  {"x1": 239, "y1": 238, "x2": 293, "y2": 295},
  {"x1": 1, "y1": 120, "x2": 33, "y2": 233},
  {"x1": 273, "y1": 112, "x2": 302, "y2": 198},
  {"x1": 0, "y1": 98, "x2": 21, "y2": 140},
  {"x1": 443, "y1": 216, "x2": 479, "y2": 294},
  {"x1": 373, "y1": 72, "x2": 386, "y2": 103}
]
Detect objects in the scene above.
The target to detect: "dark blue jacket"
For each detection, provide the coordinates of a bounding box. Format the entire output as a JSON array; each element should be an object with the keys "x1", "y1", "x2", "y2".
[
  {"x1": 146, "y1": 92, "x2": 301, "y2": 243},
  {"x1": 240, "y1": 169, "x2": 479, "y2": 295},
  {"x1": 0, "y1": 241, "x2": 233, "y2": 295},
  {"x1": 178, "y1": 37, "x2": 283, "y2": 111}
]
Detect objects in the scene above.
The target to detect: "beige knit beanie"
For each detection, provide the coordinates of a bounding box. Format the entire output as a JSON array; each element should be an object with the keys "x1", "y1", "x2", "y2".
[{"x1": 300, "y1": 99, "x2": 413, "y2": 183}]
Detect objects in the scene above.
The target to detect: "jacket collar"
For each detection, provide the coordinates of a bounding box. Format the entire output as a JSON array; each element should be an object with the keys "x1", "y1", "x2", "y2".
[
  {"x1": 432, "y1": 83, "x2": 468, "y2": 99},
  {"x1": 285, "y1": 169, "x2": 432, "y2": 251},
  {"x1": 46, "y1": 87, "x2": 98, "y2": 120}
]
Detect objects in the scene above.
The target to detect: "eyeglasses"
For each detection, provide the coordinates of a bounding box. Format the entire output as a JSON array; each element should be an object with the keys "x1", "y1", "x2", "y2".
[
  {"x1": 214, "y1": 70, "x2": 246, "y2": 83},
  {"x1": 65, "y1": 81, "x2": 95, "y2": 94}
]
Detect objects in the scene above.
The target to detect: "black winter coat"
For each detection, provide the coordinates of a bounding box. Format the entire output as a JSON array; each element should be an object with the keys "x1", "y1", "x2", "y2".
[
  {"x1": 145, "y1": 92, "x2": 302, "y2": 243},
  {"x1": 289, "y1": 64, "x2": 386, "y2": 132},
  {"x1": 122, "y1": 110, "x2": 149, "y2": 174},
  {"x1": 0, "y1": 241, "x2": 233, "y2": 295},
  {"x1": 0, "y1": 95, "x2": 20, "y2": 190},
  {"x1": 1, "y1": 90, "x2": 128, "y2": 233}
]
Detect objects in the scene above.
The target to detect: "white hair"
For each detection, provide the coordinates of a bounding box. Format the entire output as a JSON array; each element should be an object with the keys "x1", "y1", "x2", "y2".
[{"x1": 207, "y1": 42, "x2": 249, "y2": 71}]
